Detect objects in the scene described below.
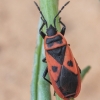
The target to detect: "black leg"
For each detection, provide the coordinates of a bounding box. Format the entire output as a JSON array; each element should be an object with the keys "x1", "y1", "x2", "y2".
[
  {"x1": 39, "y1": 23, "x2": 46, "y2": 39},
  {"x1": 43, "y1": 67, "x2": 52, "y2": 85},
  {"x1": 39, "y1": 17, "x2": 46, "y2": 39},
  {"x1": 59, "y1": 17, "x2": 66, "y2": 36},
  {"x1": 74, "y1": 58, "x2": 81, "y2": 73},
  {"x1": 53, "y1": 91, "x2": 56, "y2": 96},
  {"x1": 78, "y1": 67, "x2": 81, "y2": 73},
  {"x1": 42, "y1": 57, "x2": 47, "y2": 63},
  {"x1": 68, "y1": 44, "x2": 70, "y2": 46}
]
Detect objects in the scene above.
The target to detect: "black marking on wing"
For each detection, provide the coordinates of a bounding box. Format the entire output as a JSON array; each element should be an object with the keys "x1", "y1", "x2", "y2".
[
  {"x1": 46, "y1": 35, "x2": 62, "y2": 47},
  {"x1": 47, "y1": 46, "x2": 66, "y2": 64},
  {"x1": 46, "y1": 35, "x2": 62, "y2": 44},
  {"x1": 52, "y1": 66, "x2": 58, "y2": 72},
  {"x1": 67, "y1": 60, "x2": 73, "y2": 67},
  {"x1": 47, "y1": 42, "x2": 53, "y2": 47},
  {"x1": 56, "y1": 66, "x2": 78, "y2": 97}
]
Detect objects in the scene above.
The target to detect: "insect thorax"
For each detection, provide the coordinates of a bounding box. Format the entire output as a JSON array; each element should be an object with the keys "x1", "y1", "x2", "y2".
[{"x1": 46, "y1": 25, "x2": 57, "y2": 36}]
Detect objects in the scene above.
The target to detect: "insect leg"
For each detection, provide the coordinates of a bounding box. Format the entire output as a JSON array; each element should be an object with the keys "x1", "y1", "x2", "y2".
[
  {"x1": 43, "y1": 67, "x2": 52, "y2": 85},
  {"x1": 68, "y1": 44, "x2": 70, "y2": 46},
  {"x1": 39, "y1": 17, "x2": 46, "y2": 39},
  {"x1": 59, "y1": 17, "x2": 66, "y2": 36},
  {"x1": 78, "y1": 67, "x2": 81, "y2": 73},
  {"x1": 42, "y1": 57, "x2": 46, "y2": 63},
  {"x1": 53, "y1": 91, "x2": 56, "y2": 96},
  {"x1": 74, "y1": 58, "x2": 81, "y2": 73}
]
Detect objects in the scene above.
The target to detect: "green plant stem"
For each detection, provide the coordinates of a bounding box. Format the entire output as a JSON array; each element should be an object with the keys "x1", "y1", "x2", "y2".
[
  {"x1": 31, "y1": 19, "x2": 51, "y2": 100},
  {"x1": 31, "y1": 0, "x2": 60, "y2": 100},
  {"x1": 39, "y1": 0, "x2": 61, "y2": 100},
  {"x1": 39, "y1": 0, "x2": 60, "y2": 31}
]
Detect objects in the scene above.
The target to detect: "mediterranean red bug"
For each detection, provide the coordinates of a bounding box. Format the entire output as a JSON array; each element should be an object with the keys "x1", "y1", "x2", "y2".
[{"x1": 34, "y1": 1, "x2": 81, "y2": 100}]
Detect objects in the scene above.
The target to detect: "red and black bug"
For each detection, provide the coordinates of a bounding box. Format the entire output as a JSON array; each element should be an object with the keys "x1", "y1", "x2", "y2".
[{"x1": 34, "y1": 1, "x2": 81, "y2": 100}]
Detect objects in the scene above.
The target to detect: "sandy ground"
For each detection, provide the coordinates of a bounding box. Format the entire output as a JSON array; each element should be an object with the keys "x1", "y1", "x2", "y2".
[{"x1": 0, "y1": 0, "x2": 100, "y2": 100}]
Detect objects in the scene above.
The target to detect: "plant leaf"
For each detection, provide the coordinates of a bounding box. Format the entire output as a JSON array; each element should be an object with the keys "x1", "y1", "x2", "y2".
[{"x1": 81, "y1": 66, "x2": 91, "y2": 80}]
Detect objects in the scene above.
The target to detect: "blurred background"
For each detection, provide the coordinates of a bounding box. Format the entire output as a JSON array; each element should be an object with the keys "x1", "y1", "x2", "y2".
[{"x1": 0, "y1": 0, "x2": 100, "y2": 100}]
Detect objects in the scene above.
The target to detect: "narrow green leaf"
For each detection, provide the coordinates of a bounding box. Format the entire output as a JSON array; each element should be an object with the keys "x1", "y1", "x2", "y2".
[{"x1": 81, "y1": 66, "x2": 91, "y2": 80}]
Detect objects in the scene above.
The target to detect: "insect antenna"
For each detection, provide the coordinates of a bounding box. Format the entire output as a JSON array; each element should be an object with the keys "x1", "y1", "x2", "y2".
[
  {"x1": 54, "y1": 1, "x2": 70, "y2": 28},
  {"x1": 34, "y1": 1, "x2": 48, "y2": 28}
]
